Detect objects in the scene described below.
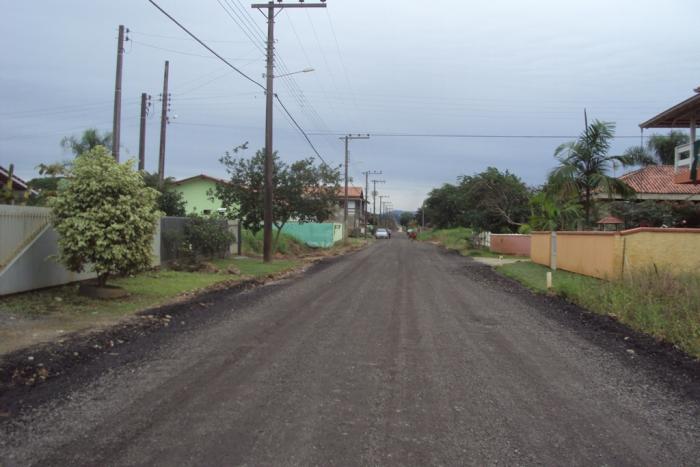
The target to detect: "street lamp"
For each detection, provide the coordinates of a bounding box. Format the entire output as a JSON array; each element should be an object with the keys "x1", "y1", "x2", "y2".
[{"x1": 264, "y1": 68, "x2": 315, "y2": 79}]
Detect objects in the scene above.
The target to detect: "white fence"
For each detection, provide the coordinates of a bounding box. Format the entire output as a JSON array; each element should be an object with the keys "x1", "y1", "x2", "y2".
[
  {"x1": 472, "y1": 231, "x2": 491, "y2": 248},
  {"x1": 0, "y1": 205, "x2": 51, "y2": 268},
  {"x1": 0, "y1": 206, "x2": 163, "y2": 296}
]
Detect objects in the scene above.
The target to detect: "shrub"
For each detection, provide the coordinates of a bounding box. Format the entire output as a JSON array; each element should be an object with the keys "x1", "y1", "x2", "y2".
[
  {"x1": 183, "y1": 214, "x2": 234, "y2": 259},
  {"x1": 51, "y1": 146, "x2": 160, "y2": 287}
]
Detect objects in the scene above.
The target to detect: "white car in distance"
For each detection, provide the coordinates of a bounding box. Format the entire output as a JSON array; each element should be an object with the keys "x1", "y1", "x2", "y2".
[{"x1": 375, "y1": 228, "x2": 390, "y2": 239}]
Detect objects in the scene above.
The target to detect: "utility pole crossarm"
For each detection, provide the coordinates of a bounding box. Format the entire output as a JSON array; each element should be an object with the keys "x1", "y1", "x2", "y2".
[{"x1": 251, "y1": 3, "x2": 326, "y2": 8}]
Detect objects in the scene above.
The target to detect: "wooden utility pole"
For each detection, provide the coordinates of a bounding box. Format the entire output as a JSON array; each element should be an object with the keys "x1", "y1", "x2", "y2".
[
  {"x1": 251, "y1": 1, "x2": 327, "y2": 263},
  {"x1": 158, "y1": 61, "x2": 170, "y2": 182},
  {"x1": 340, "y1": 134, "x2": 370, "y2": 240},
  {"x1": 112, "y1": 25, "x2": 127, "y2": 162},
  {"x1": 379, "y1": 195, "x2": 389, "y2": 228},
  {"x1": 138, "y1": 93, "x2": 150, "y2": 171},
  {"x1": 362, "y1": 170, "x2": 381, "y2": 238}
]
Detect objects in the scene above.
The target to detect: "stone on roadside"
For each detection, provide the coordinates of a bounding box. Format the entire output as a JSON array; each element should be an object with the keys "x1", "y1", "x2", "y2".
[{"x1": 227, "y1": 266, "x2": 242, "y2": 275}]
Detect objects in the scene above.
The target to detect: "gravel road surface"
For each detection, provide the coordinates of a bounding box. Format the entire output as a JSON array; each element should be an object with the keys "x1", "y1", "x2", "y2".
[{"x1": 2, "y1": 237, "x2": 698, "y2": 466}]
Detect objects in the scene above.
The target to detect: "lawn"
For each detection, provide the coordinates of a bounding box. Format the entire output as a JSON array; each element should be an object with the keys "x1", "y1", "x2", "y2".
[
  {"x1": 498, "y1": 261, "x2": 700, "y2": 359},
  {"x1": 0, "y1": 257, "x2": 300, "y2": 355}
]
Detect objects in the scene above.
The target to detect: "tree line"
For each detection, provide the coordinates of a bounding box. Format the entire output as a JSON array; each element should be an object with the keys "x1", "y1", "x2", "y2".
[{"x1": 416, "y1": 121, "x2": 698, "y2": 232}]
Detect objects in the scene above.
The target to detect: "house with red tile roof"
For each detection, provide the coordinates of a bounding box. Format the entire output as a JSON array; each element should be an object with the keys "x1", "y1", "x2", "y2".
[
  {"x1": 595, "y1": 166, "x2": 700, "y2": 202},
  {"x1": 333, "y1": 186, "x2": 367, "y2": 232}
]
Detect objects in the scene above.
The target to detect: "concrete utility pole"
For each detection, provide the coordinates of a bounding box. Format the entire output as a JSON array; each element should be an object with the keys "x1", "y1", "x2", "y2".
[
  {"x1": 138, "y1": 93, "x2": 151, "y2": 172},
  {"x1": 340, "y1": 134, "x2": 370, "y2": 240},
  {"x1": 362, "y1": 170, "x2": 381, "y2": 238},
  {"x1": 158, "y1": 61, "x2": 170, "y2": 183},
  {"x1": 371, "y1": 179, "x2": 385, "y2": 233},
  {"x1": 252, "y1": 1, "x2": 326, "y2": 263},
  {"x1": 112, "y1": 25, "x2": 128, "y2": 162}
]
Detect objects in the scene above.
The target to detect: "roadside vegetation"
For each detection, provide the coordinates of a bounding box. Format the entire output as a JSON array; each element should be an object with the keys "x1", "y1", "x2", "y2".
[
  {"x1": 418, "y1": 227, "x2": 527, "y2": 259},
  {"x1": 0, "y1": 257, "x2": 299, "y2": 355},
  {"x1": 498, "y1": 261, "x2": 700, "y2": 358}
]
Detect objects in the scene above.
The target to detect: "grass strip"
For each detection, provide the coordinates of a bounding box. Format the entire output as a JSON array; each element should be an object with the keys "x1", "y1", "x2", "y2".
[{"x1": 497, "y1": 261, "x2": 700, "y2": 359}]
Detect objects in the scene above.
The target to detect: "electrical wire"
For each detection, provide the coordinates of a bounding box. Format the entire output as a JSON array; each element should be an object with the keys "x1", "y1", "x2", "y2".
[
  {"x1": 274, "y1": 94, "x2": 329, "y2": 166},
  {"x1": 146, "y1": 0, "x2": 330, "y2": 165},
  {"x1": 146, "y1": 0, "x2": 265, "y2": 91},
  {"x1": 308, "y1": 132, "x2": 648, "y2": 139}
]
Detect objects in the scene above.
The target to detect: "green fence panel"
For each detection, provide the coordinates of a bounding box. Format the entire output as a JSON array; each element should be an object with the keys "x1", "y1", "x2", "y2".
[{"x1": 281, "y1": 222, "x2": 342, "y2": 248}]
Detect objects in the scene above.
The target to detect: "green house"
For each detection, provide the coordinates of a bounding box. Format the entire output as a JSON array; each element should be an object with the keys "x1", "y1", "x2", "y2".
[{"x1": 173, "y1": 174, "x2": 228, "y2": 215}]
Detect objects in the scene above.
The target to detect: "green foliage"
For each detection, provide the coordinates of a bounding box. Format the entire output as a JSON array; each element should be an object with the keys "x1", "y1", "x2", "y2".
[
  {"x1": 624, "y1": 131, "x2": 690, "y2": 166},
  {"x1": 549, "y1": 120, "x2": 636, "y2": 226},
  {"x1": 50, "y1": 146, "x2": 160, "y2": 286},
  {"x1": 183, "y1": 213, "x2": 234, "y2": 259},
  {"x1": 498, "y1": 262, "x2": 700, "y2": 358},
  {"x1": 399, "y1": 211, "x2": 414, "y2": 227},
  {"x1": 241, "y1": 229, "x2": 309, "y2": 256},
  {"x1": 61, "y1": 128, "x2": 112, "y2": 156},
  {"x1": 216, "y1": 145, "x2": 341, "y2": 250},
  {"x1": 608, "y1": 200, "x2": 677, "y2": 228},
  {"x1": 517, "y1": 224, "x2": 532, "y2": 234},
  {"x1": 141, "y1": 171, "x2": 187, "y2": 217},
  {"x1": 459, "y1": 167, "x2": 530, "y2": 232},
  {"x1": 528, "y1": 187, "x2": 582, "y2": 231},
  {"x1": 417, "y1": 227, "x2": 474, "y2": 250},
  {"x1": 423, "y1": 167, "x2": 530, "y2": 232}
]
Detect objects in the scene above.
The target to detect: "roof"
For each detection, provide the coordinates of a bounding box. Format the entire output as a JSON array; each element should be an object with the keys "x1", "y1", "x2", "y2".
[
  {"x1": 597, "y1": 216, "x2": 623, "y2": 225},
  {"x1": 173, "y1": 174, "x2": 228, "y2": 186},
  {"x1": 0, "y1": 166, "x2": 30, "y2": 191},
  {"x1": 640, "y1": 88, "x2": 700, "y2": 128},
  {"x1": 619, "y1": 166, "x2": 700, "y2": 195},
  {"x1": 335, "y1": 186, "x2": 364, "y2": 199}
]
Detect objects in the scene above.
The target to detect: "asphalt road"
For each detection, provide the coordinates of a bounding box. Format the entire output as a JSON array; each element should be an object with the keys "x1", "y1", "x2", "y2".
[{"x1": 2, "y1": 236, "x2": 699, "y2": 466}]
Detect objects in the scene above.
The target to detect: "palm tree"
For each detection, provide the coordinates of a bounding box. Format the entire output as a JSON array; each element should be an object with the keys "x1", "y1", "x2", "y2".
[
  {"x1": 549, "y1": 120, "x2": 635, "y2": 227},
  {"x1": 623, "y1": 130, "x2": 689, "y2": 166},
  {"x1": 60, "y1": 128, "x2": 113, "y2": 156}
]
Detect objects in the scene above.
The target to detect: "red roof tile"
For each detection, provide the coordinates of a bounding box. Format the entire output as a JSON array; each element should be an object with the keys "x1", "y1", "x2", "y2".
[
  {"x1": 335, "y1": 187, "x2": 363, "y2": 199},
  {"x1": 619, "y1": 166, "x2": 700, "y2": 195}
]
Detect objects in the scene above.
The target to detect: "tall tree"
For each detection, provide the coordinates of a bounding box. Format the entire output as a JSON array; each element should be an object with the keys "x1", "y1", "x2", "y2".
[
  {"x1": 61, "y1": 128, "x2": 113, "y2": 156},
  {"x1": 459, "y1": 167, "x2": 530, "y2": 232},
  {"x1": 550, "y1": 120, "x2": 635, "y2": 227},
  {"x1": 216, "y1": 147, "x2": 341, "y2": 252}
]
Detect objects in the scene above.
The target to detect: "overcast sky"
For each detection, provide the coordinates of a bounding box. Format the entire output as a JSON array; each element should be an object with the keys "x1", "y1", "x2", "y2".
[{"x1": 1, "y1": 0, "x2": 698, "y2": 210}]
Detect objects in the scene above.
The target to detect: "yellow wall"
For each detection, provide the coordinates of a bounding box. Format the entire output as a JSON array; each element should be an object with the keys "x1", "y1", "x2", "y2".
[
  {"x1": 530, "y1": 232, "x2": 551, "y2": 267},
  {"x1": 622, "y1": 229, "x2": 700, "y2": 276},
  {"x1": 556, "y1": 233, "x2": 620, "y2": 280},
  {"x1": 529, "y1": 228, "x2": 700, "y2": 281}
]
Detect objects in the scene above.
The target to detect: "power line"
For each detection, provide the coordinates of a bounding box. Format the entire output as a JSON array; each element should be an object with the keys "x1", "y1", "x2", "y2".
[
  {"x1": 146, "y1": 0, "x2": 328, "y2": 163},
  {"x1": 129, "y1": 30, "x2": 251, "y2": 44},
  {"x1": 146, "y1": 0, "x2": 265, "y2": 91},
  {"x1": 131, "y1": 39, "x2": 260, "y2": 61},
  {"x1": 308, "y1": 131, "x2": 648, "y2": 139},
  {"x1": 274, "y1": 94, "x2": 329, "y2": 166}
]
